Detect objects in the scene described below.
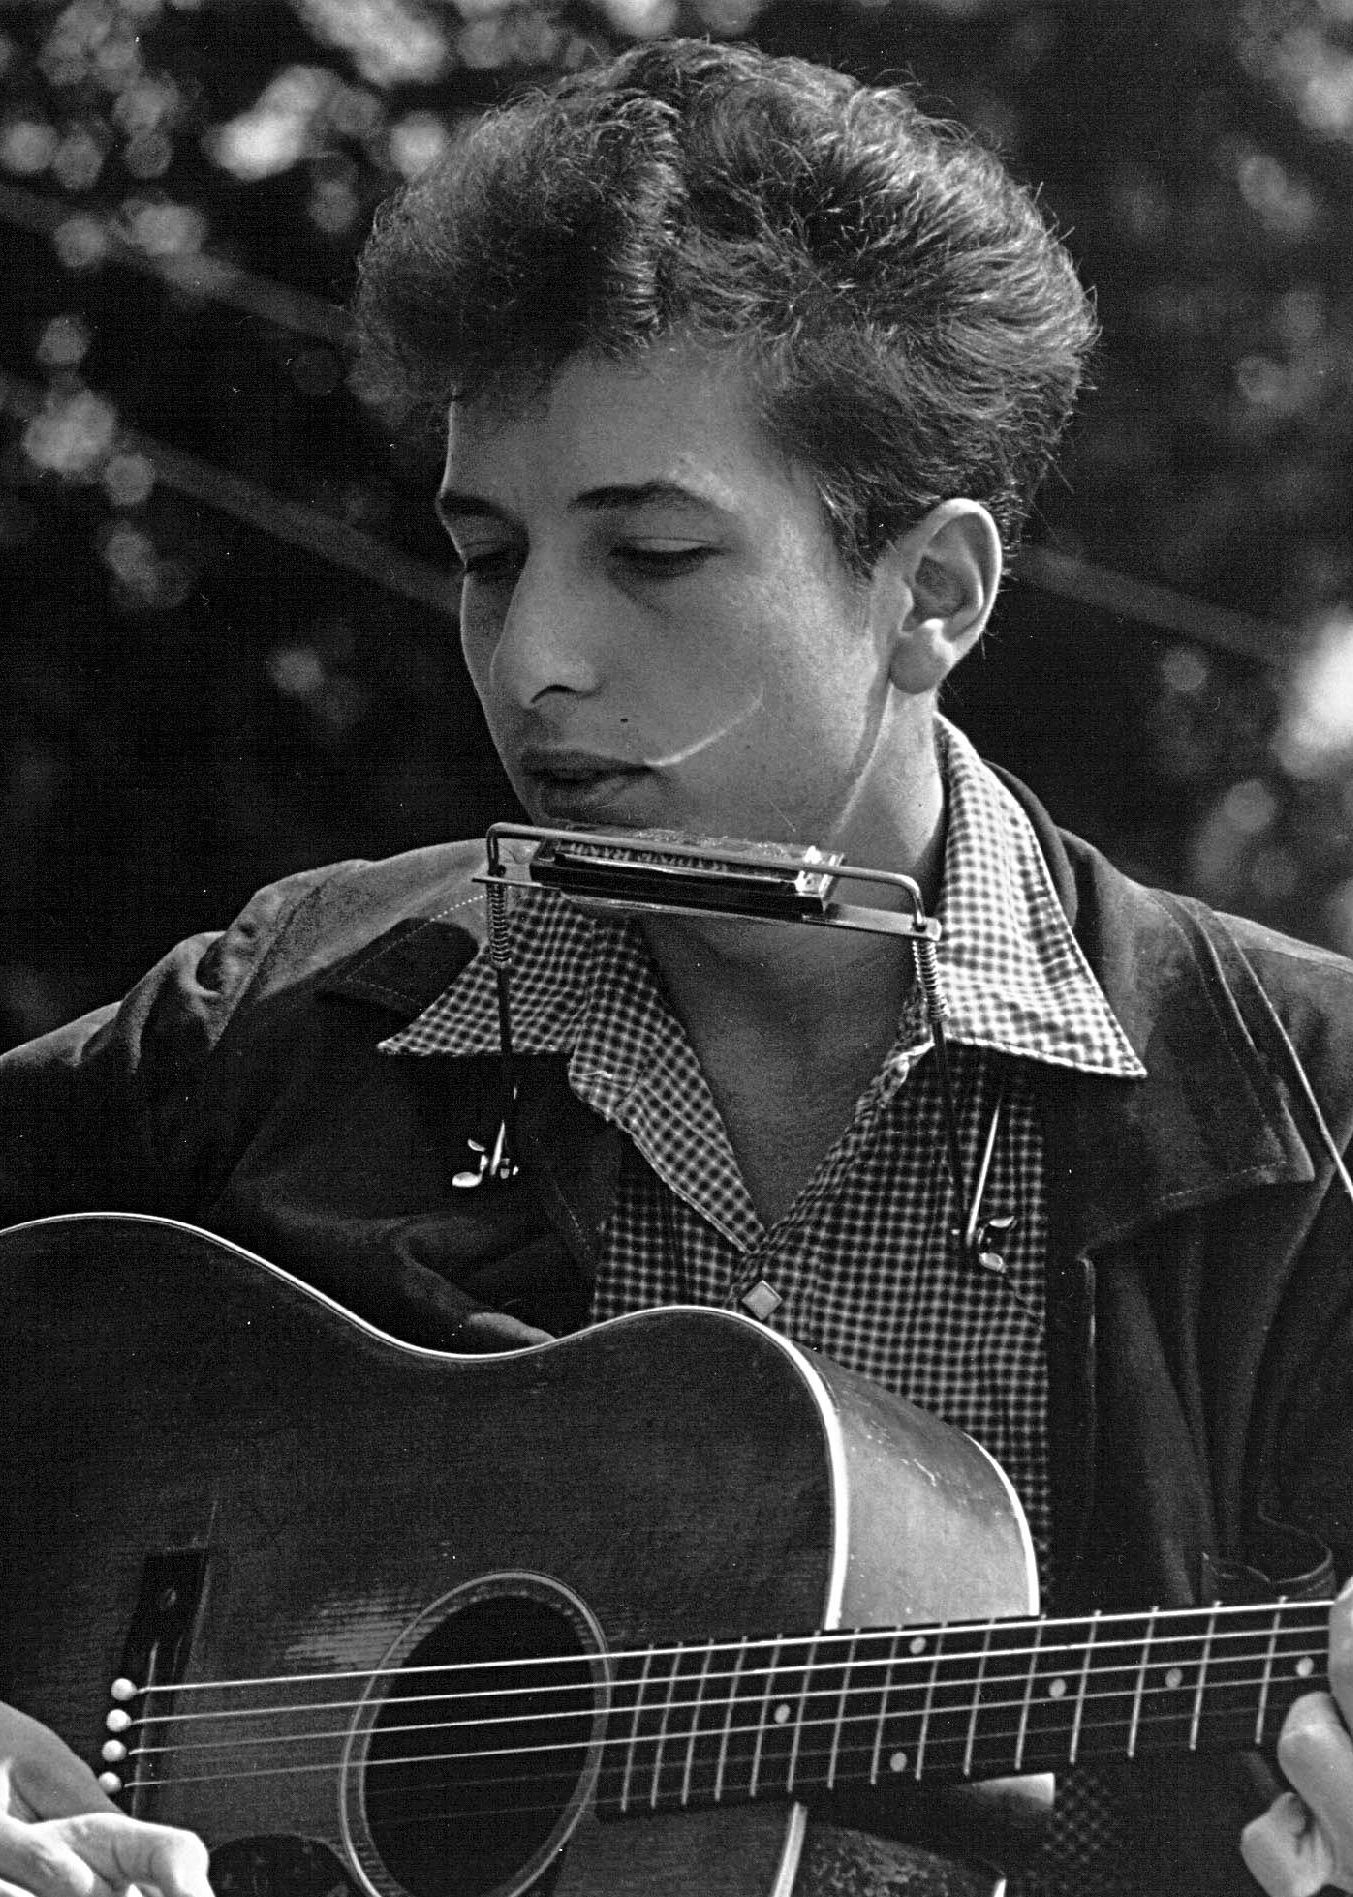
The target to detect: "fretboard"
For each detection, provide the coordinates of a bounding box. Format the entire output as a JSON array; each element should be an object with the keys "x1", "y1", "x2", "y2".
[{"x1": 595, "y1": 1599, "x2": 1328, "y2": 1817}]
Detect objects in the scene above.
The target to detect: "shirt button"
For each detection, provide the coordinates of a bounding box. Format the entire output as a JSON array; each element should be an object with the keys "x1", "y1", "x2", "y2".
[{"x1": 740, "y1": 1279, "x2": 784, "y2": 1321}]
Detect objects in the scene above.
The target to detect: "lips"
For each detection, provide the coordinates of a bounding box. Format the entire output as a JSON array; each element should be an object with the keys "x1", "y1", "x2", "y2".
[{"x1": 517, "y1": 748, "x2": 651, "y2": 823}]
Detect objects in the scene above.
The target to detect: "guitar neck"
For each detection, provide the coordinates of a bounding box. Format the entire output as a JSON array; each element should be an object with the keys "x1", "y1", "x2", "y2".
[{"x1": 596, "y1": 1598, "x2": 1329, "y2": 1817}]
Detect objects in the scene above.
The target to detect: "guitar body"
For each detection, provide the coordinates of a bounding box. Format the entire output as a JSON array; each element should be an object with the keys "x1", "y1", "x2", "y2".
[{"x1": 0, "y1": 1215, "x2": 1037, "y2": 1897}]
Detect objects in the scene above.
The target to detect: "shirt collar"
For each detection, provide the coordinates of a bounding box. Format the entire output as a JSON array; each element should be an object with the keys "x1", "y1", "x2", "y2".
[
  {"x1": 381, "y1": 718, "x2": 1144, "y2": 1082},
  {"x1": 927, "y1": 720, "x2": 1143, "y2": 1075}
]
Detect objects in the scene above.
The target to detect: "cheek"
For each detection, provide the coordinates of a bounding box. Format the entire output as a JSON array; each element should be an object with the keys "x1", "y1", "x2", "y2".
[{"x1": 459, "y1": 606, "x2": 498, "y2": 698}]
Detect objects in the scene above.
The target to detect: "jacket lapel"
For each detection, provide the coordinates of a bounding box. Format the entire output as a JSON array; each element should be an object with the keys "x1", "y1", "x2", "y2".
[
  {"x1": 319, "y1": 910, "x2": 624, "y2": 1285},
  {"x1": 997, "y1": 771, "x2": 1316, "y2": 1261}
]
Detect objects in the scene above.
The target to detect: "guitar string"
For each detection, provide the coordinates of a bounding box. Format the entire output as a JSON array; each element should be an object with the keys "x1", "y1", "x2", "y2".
[
  {"x1": 112, "y1": 1684, "x2": 1324, "y2": 1844},
  {"x1": 121, "y1": 1702, "x2": 1315, "y2": 1815},
  {"x1": 117, "y1": 1600, "x2": 1328, "y2": 1714},
  {"x1": 114, "y1": 1661, "x2": 1325, "y2": 1789},
  {"x1": 337, "y1": 1700, "x2": 1304, "y2": 1838},
  {"x1": 121, "y1": 1628, "x2": 1326, "y2": 1760},
  {"x1": 344, "y1": 1672, "x2": 1327, "y2": 1830}
]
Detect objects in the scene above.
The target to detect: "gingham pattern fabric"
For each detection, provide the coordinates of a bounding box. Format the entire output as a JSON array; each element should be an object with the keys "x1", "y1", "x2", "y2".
[{"x1": 382, "y1": 721, "x2": 1147, "y2": 1894}]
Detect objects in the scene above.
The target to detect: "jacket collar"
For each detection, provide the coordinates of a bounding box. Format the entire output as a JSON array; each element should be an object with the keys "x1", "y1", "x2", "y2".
[{"x1": 995, "y1": 768, "x2": 1317, "y2": 1257}]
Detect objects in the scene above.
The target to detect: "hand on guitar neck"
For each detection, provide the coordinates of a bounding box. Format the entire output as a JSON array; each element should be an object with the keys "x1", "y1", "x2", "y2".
[
  {"x1": 1244, "y1": 1582, "x2": 1353, "y2": 1897},
  {"x1": 0, "y1": 1702, "x2": 212, "y2": 1897}
]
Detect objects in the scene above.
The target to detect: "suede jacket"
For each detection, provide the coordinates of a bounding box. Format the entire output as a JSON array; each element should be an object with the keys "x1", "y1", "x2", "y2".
[{"x1": 4, "y1": 770, "x2": 1353, "y2": 1893}]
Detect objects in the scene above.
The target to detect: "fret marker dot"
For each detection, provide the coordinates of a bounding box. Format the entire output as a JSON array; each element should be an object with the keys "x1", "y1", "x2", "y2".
[
  {"x1": 1047, "y1": 1677, "x2": 1067, "y2": 1699},
  {"x1": 774, "y1": 1703, "x2": 791, "y2": 1725},
  {"x1": 908, "y1": 1636, "x2": 927, "y2": 1656},
  {"x1": 1165, "y1": 1666, "x2": 1184, "y2": 1690},
  {"x1": 1296, "y1": 1658, "x2": 1315, "y2": 1679},
  {"x1": 889, "y1": 1752, "x2": 908, "y2": 1774}
]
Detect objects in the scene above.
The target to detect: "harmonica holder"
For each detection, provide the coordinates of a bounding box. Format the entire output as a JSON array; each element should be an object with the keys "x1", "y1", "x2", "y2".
[{"x1": 458, "y1": 823, "x2": 988, "y2": 1260}]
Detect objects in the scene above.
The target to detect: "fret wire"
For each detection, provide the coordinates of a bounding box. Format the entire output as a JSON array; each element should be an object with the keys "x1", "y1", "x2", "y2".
[
  {"x1": 785, "y1": 1636, "x2": 821, "y2": 1795},
  {"x1": 961, "y1": 1622, "x2": 996, "y2": 1780},
  {"x1": 1254, "y1": 1599, "x2": 1287, "y2": 1748},
  {"x1": 1068, "y1": 1610, "x2": 1101, "y2": 1767},
  {"x1": 616, "y1": 1647, "x2": 654, "y2": 1815},
  {"x1": 1012, "y1": 1616, "x2": 1043, "y2": 1772},
  {"x1": 678, "y1": 1643, "x2": 716, "y2": 1807},
  {"x1": 1126, "y1": 1607, "x2": 1158, "y2": 1760},
  {"x1": 712, "y1": 1637, "x2": 748, "y2": 1806},
  {"x1": 914, "y1": 1625, "x2": 945, "y2": 1781},
  {"x1": 1189, "y1": 1605, "x2": 1220, "y2": 1753},
  {"x1": 646, "y1": 1645, "x2": 683, "y2": 1810},
  {"x1": 826, "y1": 1633, "x2": 858, "y2": 1790},
  {"x1": 869, "y1": 1631, "x2": 904, "y2": 1784},
  {"x1": 747, "y1": 1636, "x2": 782, "y2": 1802}
]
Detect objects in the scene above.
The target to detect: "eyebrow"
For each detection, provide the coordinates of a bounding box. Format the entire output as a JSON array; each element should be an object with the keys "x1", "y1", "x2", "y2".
[
  {"x1": 435, "y1": 479, "x2": 722, "y2": 529},
  {"x1": 572, "y1": 481, "x2": 720, "y2": 516}
]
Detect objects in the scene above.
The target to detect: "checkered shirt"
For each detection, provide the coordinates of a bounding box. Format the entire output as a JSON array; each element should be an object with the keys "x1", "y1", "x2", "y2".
[{"x1": 383, "y1": 720, "x2": 1148, "y2": 1894}]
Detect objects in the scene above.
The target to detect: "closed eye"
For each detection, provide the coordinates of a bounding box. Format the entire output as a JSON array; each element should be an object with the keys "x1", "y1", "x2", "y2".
[
  {"x1": 458, "y1": 546, "x2": 524, "y2": 582},
  {"x1": 615, "y1": 544, "x2": 714, "y2": 574}
]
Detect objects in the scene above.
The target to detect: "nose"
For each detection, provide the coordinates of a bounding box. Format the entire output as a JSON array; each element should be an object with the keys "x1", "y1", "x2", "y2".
[{"x1": 483, "y1": 551, "x2": 602, "y2": 709}]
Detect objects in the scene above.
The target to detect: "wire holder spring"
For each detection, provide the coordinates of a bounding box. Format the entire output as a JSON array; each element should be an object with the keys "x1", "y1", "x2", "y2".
[{"x1": 452, "y1": 873, "x2": 520, "y2": 1190}]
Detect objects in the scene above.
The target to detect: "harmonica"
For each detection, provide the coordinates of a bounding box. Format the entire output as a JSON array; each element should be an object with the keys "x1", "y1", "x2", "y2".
[{"x1": 478, "y1": 823, "x2": 941, "y2": 941}]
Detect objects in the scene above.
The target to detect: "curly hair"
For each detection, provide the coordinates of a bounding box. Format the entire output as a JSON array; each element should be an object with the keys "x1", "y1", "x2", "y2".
[{"x1": 354, "y1": 39, "x2": 1097, "y2": 568}]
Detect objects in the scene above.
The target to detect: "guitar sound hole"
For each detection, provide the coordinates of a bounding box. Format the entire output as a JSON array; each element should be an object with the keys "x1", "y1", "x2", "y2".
[{"x1": 361, "y1": 1590, "x2": 600, "y2": 1897}]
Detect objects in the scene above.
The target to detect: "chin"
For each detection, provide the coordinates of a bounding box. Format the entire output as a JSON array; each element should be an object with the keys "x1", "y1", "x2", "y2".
[{"x1": 525, "y1": 791, "x2": 663, "y2": 833}]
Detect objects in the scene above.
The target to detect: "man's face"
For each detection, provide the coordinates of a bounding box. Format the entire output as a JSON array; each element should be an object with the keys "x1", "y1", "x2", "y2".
[{"x1": 439, "y1": 343, "x2": 906, "y2": 852}]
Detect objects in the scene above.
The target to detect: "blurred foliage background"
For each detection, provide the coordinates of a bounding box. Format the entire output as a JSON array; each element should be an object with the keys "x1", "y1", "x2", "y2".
[{"x1": 3, "y1": 0, "x2": 1353, "y2": 1047}]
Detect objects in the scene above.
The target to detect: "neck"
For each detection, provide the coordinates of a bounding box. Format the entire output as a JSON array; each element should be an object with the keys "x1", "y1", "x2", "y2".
[
  {"x1": 592, "y1": 1597, "x2": 1329, "y2": 1821},
  {"x1": 640, "y1": 911, "x2": 911, "y2": 1062},
  {"x1": 638, "y1": 737, "x2": 948, "y2": 1051}
]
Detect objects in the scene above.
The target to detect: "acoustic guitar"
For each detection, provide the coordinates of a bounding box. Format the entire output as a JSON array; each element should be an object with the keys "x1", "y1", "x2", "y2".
[{"x1": 0, "y1": 1215, "x2": 1328, "y2": 1897}]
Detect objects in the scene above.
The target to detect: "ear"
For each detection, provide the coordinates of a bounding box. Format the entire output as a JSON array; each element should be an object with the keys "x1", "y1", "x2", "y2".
[{"x1": 876, "y1": 500, "x2": 1003, "y2": 697}]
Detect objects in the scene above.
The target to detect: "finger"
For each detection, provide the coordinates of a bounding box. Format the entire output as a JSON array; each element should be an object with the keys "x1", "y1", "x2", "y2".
[
  {"x1": 5, "y1": 1765, "x2": 115, "y2": 1827},
  {"x1": 1241, "y1": 1788, "x2": 1335, "y2": 1897},
  {"x1": 1276, "y1": 1690, "x2": 1353, "y2": 1876},
  {"x1": 0, "y1": 1884, "x2": 101, "y2": 1897},
  {"x1": 1329, "y1": 1576, "x2": 1353, "y2": 1729},
  {"x1": 0, "y1": 1881, "x2": 103, "y2": 1897},
  {"x1": 457, "y1": 1312, "x2": 553, "y2": 1350},
  {"x1": 0, "y1": 1816, "x2": 112, "y2": 1897},
  {"x1": 0, "y1": 1713, "x2": 116, "y2": 1824},
  {"x1": 57, "y1": 1817, "x2": 211, "y2": 1897}
]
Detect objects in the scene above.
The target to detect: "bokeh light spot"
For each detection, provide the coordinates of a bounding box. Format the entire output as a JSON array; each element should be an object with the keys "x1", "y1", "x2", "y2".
[
  {"x1": 0, "y1": 116, "x2": 58, "y2": 175},
  {"x1": 389, "y1": 110, "x2": 449, "y2": 180},
  {"x1": 36, "y1": 313, "x2": 93, "y2": 369},
  {"x1": 52, "y1": 211, "x2": 110, "y2": 270},
  {"x1": 103, "y1": 450, "x2": 155, "y2": 507},
  {"x1": 22, "y1": 387, "x2": 118, "y2": 478},
  {"x1": 1277, "y1": 609, "x2": 1353, "y2": 776}
]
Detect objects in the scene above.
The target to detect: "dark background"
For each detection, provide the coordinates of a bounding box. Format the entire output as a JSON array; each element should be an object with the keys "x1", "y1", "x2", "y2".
[{"x1": 4, "y1": 0, "x2": 1353, "y2": 1048}]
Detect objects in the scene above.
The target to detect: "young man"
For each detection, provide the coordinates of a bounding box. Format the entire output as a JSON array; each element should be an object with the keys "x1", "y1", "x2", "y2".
[{"x1": 3, "y1": 37, "x2": 1353, "y2": 1897}]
